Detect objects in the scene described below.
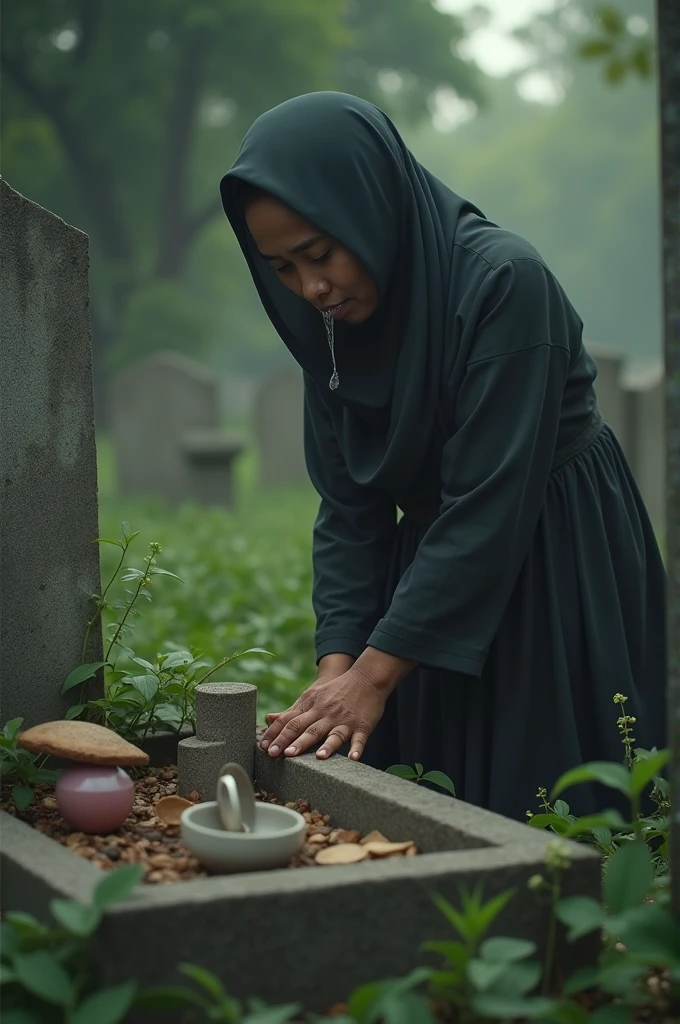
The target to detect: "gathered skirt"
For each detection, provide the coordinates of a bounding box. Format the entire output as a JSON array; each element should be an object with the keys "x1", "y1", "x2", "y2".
[{"x1": 363, "y1": 425, "x2": 667, "y2": 821}]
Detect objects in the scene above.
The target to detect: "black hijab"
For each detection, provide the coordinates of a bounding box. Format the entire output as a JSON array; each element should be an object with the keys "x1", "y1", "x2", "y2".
[{"x1": 220, "y1": 91, "x2": 482, "y2": 493}]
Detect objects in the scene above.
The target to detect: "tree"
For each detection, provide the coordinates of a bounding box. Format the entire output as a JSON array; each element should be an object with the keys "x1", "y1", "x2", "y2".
[{"x1": 1, "y1": 0, "x2": 483, "y2": 416}]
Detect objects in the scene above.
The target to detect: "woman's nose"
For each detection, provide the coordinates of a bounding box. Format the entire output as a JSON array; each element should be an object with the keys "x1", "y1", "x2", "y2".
[{"x1": 301, "y1": 275, "x2": 330, "y2": 305}]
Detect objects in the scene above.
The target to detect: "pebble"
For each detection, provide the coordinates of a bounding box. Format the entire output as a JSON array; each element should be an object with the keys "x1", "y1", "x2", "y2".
[{"x1": 102, "y1": 845, "x2": 121, "y2": 860}]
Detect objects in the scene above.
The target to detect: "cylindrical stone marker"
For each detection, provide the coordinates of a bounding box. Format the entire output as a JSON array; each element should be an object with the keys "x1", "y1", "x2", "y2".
[
  {"x1": 177, "y1": 737, "x2": 227, "y2": 800},
  {"x1": 194, "y1": 682, "x2": 257, "y2": 779}
]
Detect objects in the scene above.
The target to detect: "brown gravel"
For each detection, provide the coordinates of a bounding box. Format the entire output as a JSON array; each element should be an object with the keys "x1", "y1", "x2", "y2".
[{"x1": 0, "y1": 766, "x2": 418, "y2": 884}]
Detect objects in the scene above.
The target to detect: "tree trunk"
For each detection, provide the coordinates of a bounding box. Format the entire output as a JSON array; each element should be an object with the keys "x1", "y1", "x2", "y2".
[{"x1": 656, "y1": 0, "x2": 680, "y2": 918}]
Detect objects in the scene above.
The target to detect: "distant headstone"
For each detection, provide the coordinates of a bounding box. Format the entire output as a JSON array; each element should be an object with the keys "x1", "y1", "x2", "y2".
[
  {"x1": 109, "y1": 352, "x2": 242, "y2": 506},
  {"x1": 254, "y1": 367, "x2": 307, "y2": 487},
  {"x1": 623, "y1": 364, "x2": 665, "y2": 535},
  {"x1": 0, "y1": 180, "x2": 103, "y2": 728},
  {"x1": 588, "y1": 342, "x2": 627, "y2": 445}
]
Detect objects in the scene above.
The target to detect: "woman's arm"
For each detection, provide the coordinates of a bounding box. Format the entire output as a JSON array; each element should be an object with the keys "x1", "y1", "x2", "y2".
[{"x1": 303, "y1": 374, "x2": 398, "y2": 662}]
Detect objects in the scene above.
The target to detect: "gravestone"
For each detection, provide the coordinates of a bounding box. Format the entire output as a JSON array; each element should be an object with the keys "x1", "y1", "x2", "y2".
[
  {"x1": 588, "y1": 341, "x2": 627, "y2": 445},
  {"x1": 109, "y1": 352, "x2": 242, "y2": 507},
  {"x1": 254, "y1": 367, "x2": 307, "y2": 487},
  {"x1": 623, "y1": 364, "x2": 665, "y2": 534},
  {"x1": 0, "y1": 180, "x2": 103, "y2": 728}
]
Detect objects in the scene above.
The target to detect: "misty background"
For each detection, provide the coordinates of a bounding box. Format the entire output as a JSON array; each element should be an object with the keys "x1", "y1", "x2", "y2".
[{"x1": 2, "y1": 0, "x2": 659, "y2": 430}]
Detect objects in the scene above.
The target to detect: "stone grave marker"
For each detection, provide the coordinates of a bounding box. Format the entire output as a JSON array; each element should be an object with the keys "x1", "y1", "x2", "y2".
[
  {"x1": 109, "y1": 352, "x2": 242, "y2": 507},
  {"x1": 0, "y1": 180, "x2": 103, "y2": 728},
  {"x1": 253, "y1": 367, "x2": 308, "y2": 487}
]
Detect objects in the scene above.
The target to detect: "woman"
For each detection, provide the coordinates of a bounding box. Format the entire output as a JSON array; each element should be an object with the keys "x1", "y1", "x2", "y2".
[{"x1": 221, "y1": 92, "x2": 665, "y2": 821}]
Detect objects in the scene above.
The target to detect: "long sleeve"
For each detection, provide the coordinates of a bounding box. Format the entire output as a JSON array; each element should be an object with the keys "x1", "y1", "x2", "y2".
[
  {"x1": 367, "y1": 258, "x2": 572, "y2": 674},
  {"x1": 303, "y1": 375, "x2": 398, "y2": 661}
]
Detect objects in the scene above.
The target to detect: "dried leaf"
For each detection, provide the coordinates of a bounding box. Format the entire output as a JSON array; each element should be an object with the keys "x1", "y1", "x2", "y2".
[
  {"x1": 154, "y1": 795, "x2": 192, "y2": 825},
  {"x1": 363, "y1": 841, "x2": 415, "y2": 857},
  {"x1": 315, "y1": 843, "x2": 370, "y2": 865},
  {"x1": 330, "y1": 828, "x2": 361, "y2": 844},
  {"x1": 360, "y1": 829, "x2": 389, "y2": 845}
]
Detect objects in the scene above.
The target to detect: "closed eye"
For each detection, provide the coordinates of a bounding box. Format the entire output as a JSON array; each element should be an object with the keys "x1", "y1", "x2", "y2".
[{"x1": 273, "y1": 249, "x2": 333, "y2": 275}]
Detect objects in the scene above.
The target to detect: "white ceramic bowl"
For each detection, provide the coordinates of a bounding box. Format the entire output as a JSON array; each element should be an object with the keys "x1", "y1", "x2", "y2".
[{"x1": 181, "y1": 801, "x2": 306, "y2": 874}]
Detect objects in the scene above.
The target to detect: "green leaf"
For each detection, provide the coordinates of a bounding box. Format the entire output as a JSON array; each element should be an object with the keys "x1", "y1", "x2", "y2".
[
  {"x1": 605, "y1": 58, "x2": 627, "y2": 84},
  {"x1": 95, "y1": 537, "x2": 124, "y2": 547},
  {"x1": 178, "y1": 963, "x2": 228, "y2": 1000},
  {"x1": 4, "y1": 912, "x2": 46, "y2": 937},
  {"x1": 629, "y1": 749, "x2": 669, "y2": 797},
  {"x1": 121, "y1": 521, "x2": 132, "y2": 538},
  {"x1": 0, "y1": 963, "x2": 17, "y2": 983},
  {"x1": 385, "y1": 764, "x2": 419, "y2": 781},
  {"x1": 61, "y1": 662, "x2": 107, "y2": 694},
  {"x1": 131, "y1": 656, "x2": 156, "y2": 671},
  {"x1": 603, "y1": 841, "x2": 654, "y2": 913},
  {"x1": 471, "y1": 994, "x2": 557, "y2": 1019},
  {"x1": 0, "y1": 921, "x2": 20, "y2": 958},
  {"x1": 495, "y1": 961, "x2": 542, "y2": 996},
  {"x1": 421, "y1": 770, "x2": 456, "y2": 796},
  {"x1": 605, "y1": 903, "x2": 680, "y2": 963},
  {"x1": 578, "y1": 38, "x2": 615, "y2": 58},
  {"x1": 562, "y1": 966, "x2": 601, "y2": 995},
  {"x1": 232, "y1": 647, "x2": 275, "y2": 659},
  {"x1": 479, "y1": 937, "x2": 536, "y2": 963},
  {"x1": 597, "y1": 4, "x2": 625, "y2": 35},
  {"x1": 553, "y1": 799, "x2": 571, "y2": 818},
  {"x1": 3, "y1": 717, "x2": 23, "y2": 741},
  {"x1": 467, "y1": 958, "x2": 508, "y2": 991},
  {"x1": 2, "y1": 1011, "x2": 45, "y2": 1024},
  {"x1": 72, "y1": 980, "x2": 137, "y2": 1024},
  {"x1": 50, "y1": 899, "x2": 101, "y2": 937},
  {"x1": 159, "y1": 651, "x2": 193, "y2": 670},
  {"x1": 596, "y1": 961, "x2": 647, "y2": 996},
  {"x1": 526, "y1": 812, "x2": 570, "y2": 835},
  {"x1": 13, "y1": 951, "x2": 74, "y2": 1006},
  {"x1": 125, "y1": 674, "x2": 158, "y2": 701},
  {"x1": 550, "y1": 762, "x2": 630, "y2": 800},
  {"x1": 347, "y1": 968, "x2": 432, "y2": 1023},
  {"x1": 65, "y1": 704, "x2": 87, "y2": 721},
  {"x1": 134, "y1": 986, "x2": 211, "y2": 1012},
  {"x1": 563, "y1": 810, "x2": 627, "y2": 837},
  {"x1": 93, "y1": 865, "x2": 143, "y2": 910},
  {"x1": 414, "y1": 762, "x2": 424, "y2": 775},
  {"x1": 421, "y1": 939, "x2": 468, "y2": 967},
  {"x1": 377, "y1": 992, "x2": 436, "y2": 1024},
  {"x1": 555, "y1": 896, "x2": 605, "y2": 941},
  {"x1": 12, "y1": 786, "x2": 35, "y2": 811},
  {"x1": 243, "y1": 1004, "x2": 304, "y2": 1024},
  {"x1": 149, "y1": 567, "x2": 184, "y2": 582},
  {"x1": 587, "y1": 1004, "x2": 634, "y2": 1024}
]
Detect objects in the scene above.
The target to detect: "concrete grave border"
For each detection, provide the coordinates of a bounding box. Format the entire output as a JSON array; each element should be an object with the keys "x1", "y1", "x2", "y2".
[{"x1": 1, "y1": 744, "x2": 600, "y2": 1014}]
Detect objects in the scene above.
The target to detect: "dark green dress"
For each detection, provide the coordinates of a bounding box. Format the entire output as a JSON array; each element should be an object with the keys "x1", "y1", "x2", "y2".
[{"x1": 222, "y1": 93, "x2": 666, "y2": 821}]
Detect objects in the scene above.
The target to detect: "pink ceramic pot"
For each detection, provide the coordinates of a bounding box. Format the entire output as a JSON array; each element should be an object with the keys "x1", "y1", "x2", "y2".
[{"x1": 56, "y1": 764, "x2": 134, "y2": 834}]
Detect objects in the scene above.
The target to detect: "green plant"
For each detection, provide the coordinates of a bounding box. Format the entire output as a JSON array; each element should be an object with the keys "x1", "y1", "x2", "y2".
[
  {"x1": 422, "y1": 885, "x2": 556, "y2": 1023},
  {"x1": 329, "y1": 968, "x2": 435, "y2": 1023},
  {"x1": 60, "y1": 524, "x2": 273, "y2": 741},
  {"x1": 136, "y1": 966, "x2": 302, "y2": 1023},
  {"x1": 527, "y1": 694, "x2": 669, "y2": 876},
  {"x1": 1, "y1": 864, "x2": 143, "y2": 1023},
  {"x1": 0, "y1": 717, "x2": 59, "y2": 810},
  {"x1": 386, "y1": 763, "x2": 456, "y2": 797}
]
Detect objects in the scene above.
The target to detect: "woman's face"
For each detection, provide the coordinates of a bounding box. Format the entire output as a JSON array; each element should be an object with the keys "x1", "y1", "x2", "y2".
[{"x1": 245, "y1": 194, "x2": 378, "y2": 325}]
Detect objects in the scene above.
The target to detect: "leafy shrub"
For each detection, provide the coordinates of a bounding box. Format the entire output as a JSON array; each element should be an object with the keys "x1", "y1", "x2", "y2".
[{"x1": 0, "y1": 717, "x2": 59, "y2": 811}]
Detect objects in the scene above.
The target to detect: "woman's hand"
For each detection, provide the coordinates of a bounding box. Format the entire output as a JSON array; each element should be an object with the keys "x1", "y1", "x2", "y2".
[{"x1": 259, "y1": 648, "x2": 416, "y2": 762}]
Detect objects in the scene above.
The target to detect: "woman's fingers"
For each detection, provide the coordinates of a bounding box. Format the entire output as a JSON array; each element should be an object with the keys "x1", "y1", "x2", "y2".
[
  {"x1": 316, "y1": 725, "x2": 352, "y2": 759},
  {"x1": 265, "y1": 709, "x2": 319, "y2": 757},
  {"x1": 283, "y1": 718, "x2": 346, "y2": 758},
  {"x1": 348, "y1": 730, "x2": 369, "y2": 762},
  {"x1": 260, "y1": 706, "x2": 299, "y2": 749}
]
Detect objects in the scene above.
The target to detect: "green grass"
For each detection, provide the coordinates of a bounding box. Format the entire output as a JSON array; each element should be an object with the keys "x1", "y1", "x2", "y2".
[{"x1": 96, "y1": 437, "x2": 319, "y2": 722}]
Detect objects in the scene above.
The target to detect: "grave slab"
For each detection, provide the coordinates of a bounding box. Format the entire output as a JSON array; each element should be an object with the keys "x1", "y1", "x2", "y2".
[{"x1": 1, "y1": 743, "x2": 600, "y2": 1015}]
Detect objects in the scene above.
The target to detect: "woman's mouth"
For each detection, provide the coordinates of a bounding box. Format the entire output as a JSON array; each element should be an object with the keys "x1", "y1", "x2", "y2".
[{"x1": 325, "y1": 301, "x2": 349, "y2": 320}]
